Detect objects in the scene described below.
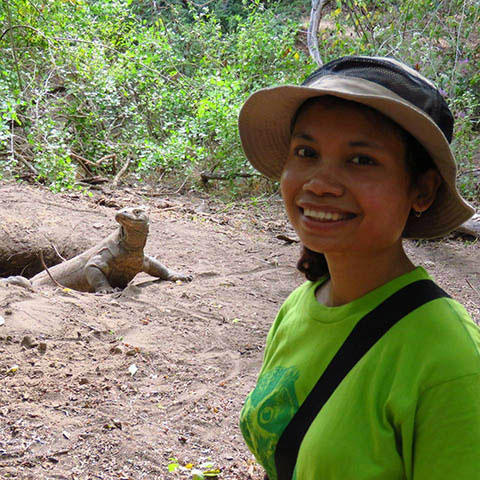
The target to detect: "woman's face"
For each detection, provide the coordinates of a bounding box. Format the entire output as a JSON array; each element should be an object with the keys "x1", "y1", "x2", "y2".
[{"x1": 281, "y1": 100, "x2": 433, "y2": 259}]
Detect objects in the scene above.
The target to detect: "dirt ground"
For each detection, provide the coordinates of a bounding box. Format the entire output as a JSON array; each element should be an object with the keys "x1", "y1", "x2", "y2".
[{"x1": 0, "y1": 180, "x2": 478, "y2": 480}]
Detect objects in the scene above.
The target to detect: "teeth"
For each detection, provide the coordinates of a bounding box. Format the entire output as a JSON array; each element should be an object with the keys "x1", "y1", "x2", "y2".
[{"x1": 304, "y1": 209, "x2": 348, "y2": 221}]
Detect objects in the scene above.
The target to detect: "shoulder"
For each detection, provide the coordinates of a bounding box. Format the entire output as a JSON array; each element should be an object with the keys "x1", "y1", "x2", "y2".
[{"x1": 389, "y1": 295, "x2": 480, "y2": 389}]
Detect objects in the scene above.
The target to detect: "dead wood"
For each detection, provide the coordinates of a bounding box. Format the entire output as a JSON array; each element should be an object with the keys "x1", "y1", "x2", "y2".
[
  {"x1": 307, "y1": 0, "x2": 331, "y2": 66},
  {"x1": 111, "y1": 156, "x2": 131, "y2": 187},
  {"x1": 200, "y1": 170, "x2": 259, "y2": 185},
  {"x1": 455, "y1": 213, "x2": 480, "y2": 238},
  {"x1": 0, "y1": 185, "x2": 109, "y2": 277}
]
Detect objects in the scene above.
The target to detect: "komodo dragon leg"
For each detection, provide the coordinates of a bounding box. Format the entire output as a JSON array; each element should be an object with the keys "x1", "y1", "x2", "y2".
[
  {"x1": 85, "y1": 264, "x2": 116, "y2": 294},
  {"x1": 143, "y1": 255, "x2": 192, "y2": 282}
]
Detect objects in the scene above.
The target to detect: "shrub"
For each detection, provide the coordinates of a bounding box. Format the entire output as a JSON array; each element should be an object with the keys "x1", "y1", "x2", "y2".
[{"x1": 0, "y1": 0, "x2": 478, "y2": 201}]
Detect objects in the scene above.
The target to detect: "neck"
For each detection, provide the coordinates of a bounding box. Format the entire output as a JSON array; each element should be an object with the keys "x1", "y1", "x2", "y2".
[
  {"x1": 321, "y1": 241, "x2": 416, "y2": 307},
  {"x1": 119, "y1": 224, "x2": 148, "y2": 250}
]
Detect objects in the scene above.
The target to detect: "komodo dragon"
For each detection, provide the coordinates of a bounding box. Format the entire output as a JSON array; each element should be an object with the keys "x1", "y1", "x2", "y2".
[{"x1": 2, "y1": 206, "x2": 192, "y2": 293}]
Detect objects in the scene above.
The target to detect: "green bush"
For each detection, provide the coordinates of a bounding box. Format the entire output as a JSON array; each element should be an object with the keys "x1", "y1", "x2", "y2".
[{"x1": 0, "y1": 0, "x2": 478, "y2": 201}]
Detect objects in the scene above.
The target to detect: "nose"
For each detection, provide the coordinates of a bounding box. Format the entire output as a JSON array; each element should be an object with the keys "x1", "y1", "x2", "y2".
[{"x1": 303, "y1": 163, "x2": 344, "y2": 197}]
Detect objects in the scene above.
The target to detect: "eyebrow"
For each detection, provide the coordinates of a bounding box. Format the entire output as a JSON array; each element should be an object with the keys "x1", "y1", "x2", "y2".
[
  {"x1": 348, "y1": 140, "x2": 383, "y2": 150},
  {"x1": 291, "y1": 132, "x2": 315, "y2": 141},
  {"x1": 292, "y1": 133, "x2": 384, "y2": 150}
]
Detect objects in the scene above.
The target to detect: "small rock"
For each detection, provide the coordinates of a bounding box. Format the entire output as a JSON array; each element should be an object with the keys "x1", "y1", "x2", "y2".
[
  {"x1": 109, "y1": 345, "x2": 123, "y2": 355},
  {"x1": 79, "y1": 377, "x2": 89, "y2": 385},
  {"x1": 21, "y1": 335, "x2": 38, "y2": 349},
  {"x1": 112, "y1": 419, "x2": 122, "y2": 429},
  {"x1": 4, "y1": 309, "x2": 12, "y2": 315},
  {"x1": 38, "y1": 342, "x2": 47, "y2": 353},
  {"x1": 126, "y1": 349, "x2": 137, "y2": 357}
]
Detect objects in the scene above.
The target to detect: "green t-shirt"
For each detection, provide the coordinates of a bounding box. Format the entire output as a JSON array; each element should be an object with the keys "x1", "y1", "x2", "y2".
[{"x1": 240, "y1": 267, "x2": 480, "y2": 479}]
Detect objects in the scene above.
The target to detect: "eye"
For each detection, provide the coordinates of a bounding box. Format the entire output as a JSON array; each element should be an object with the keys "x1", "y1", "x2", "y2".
[
  {"x1": 350, "y1": 155, "x2": 377, "y2": 166},
  {"x1": 294, "y1": 146, "x2": 316, "y2": 158}
]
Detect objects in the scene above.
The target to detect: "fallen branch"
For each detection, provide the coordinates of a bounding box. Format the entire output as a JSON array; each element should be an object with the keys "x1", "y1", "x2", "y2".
[
  {"x1": 70, "y1": 151, "x2": 113, "y2": 169},
  {"x1": 98, "y1": 153, "x2": 117, "y2": 166},
  {"x1": 78, "y1": 176, "x2": 109, "y2": 185},
  {"x1": 466, "y1": 278, "x2": 480, "y2": 299},
  {"x1": 174, "y1": 175, "x2": 189, "y2": 194},
  {"x1": 10, "y1": 152, "x2": 38, "y2": 176},
  {"x1": 51, "y1": 244, "x2": 67, "y2": 263},
  {"x1": 69, "y1": 152, "x2": 92, "y2": 175},
  {"x1": 200, "y1": 171, "x2": 260, "y2": 184},
  {"x1": 111, "y1": 156, "x2": 131, "y2": 187},
  {"x1": 455, "y1": 213, "x2": 480, "y2": 238},
  {"x1": 458, "y1": 168, "x2": 480, "y2": 176},
  {"x1": 39, "y1": 251, "x2": 68, "y2": 290},
  {"x1": 276, "y1": 234, "x2": 300, "y2": 244}
]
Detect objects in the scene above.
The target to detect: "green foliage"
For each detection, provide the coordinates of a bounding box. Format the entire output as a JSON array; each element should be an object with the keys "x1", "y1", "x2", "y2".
[
  {"x1": 167, "y1": 457, "x2": 220, "y2": 478},
  {"x1": 322, "y1": 0, "x2": 480, "y2": 200},
  {"x1": 0, "y1": 0, "x2": 307, "y2": 191},
  {"x1": 0, "y1": 0, "x2": 478, "y2": 201}
]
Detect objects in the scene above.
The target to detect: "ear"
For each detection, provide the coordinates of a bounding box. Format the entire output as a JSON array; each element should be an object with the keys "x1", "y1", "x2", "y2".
[{"x1": 412, "y1": 169, "x2": 442, "y2": 213}]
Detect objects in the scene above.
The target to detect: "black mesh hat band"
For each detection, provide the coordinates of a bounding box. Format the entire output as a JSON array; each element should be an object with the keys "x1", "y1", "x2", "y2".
[{"x1": 303, "y1": 56, "x2": 454, "y2": 142}]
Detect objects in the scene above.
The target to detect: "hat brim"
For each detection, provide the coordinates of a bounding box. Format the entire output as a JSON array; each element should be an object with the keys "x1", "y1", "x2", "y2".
[{"x1": 238, "y1": 75, "x2": 474, "y2": 239}]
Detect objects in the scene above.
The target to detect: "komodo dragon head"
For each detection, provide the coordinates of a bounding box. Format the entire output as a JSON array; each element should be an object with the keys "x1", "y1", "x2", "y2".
[{"x1": 115, "y1": 206, "x2": 149, "y2": 237}]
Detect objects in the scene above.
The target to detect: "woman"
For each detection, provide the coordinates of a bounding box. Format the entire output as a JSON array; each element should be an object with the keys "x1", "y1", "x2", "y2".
[{"x1": 238, "y1": 56, "x2": 480, "y2": 479}]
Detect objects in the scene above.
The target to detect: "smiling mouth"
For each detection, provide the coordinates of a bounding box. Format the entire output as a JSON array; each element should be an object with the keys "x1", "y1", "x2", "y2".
[{"x1": 302, "y1": 208, "x2": 357, "y2": 222}]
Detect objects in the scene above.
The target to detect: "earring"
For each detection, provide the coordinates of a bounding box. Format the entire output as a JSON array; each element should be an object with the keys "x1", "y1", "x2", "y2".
[{"x1": 413, "y1": 210, "x2": 422, "y2": 218}]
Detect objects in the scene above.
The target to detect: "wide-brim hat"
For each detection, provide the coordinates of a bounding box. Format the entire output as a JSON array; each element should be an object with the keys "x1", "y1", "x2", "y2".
[{"x1": 238, "y1": 56, "x2": 474, "y2": 238}]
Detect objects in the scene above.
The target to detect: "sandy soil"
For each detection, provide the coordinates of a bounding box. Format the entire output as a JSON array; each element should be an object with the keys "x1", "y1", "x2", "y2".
[{"x1": 0, "y1": 180, "x2": 478, "y2": 480}]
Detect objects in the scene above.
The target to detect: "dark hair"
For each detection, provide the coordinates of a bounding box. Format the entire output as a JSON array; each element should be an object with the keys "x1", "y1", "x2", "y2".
[{"x1": 293, "y1": 96, "x2": 437, "y2": 282}]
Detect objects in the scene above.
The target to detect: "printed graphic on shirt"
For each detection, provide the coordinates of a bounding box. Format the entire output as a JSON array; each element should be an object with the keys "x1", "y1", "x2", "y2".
[{"x1": 240, "y1": 365, "x2": 300, "y2": 479}]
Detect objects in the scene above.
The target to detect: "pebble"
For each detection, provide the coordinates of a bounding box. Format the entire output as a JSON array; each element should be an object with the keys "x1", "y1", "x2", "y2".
[{"x1": 21, "y1": 335, "x2": 38, "y2": 349}]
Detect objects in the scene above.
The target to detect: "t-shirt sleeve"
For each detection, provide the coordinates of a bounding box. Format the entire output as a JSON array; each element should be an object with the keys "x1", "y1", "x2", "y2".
[{"x1": 413, "y1": 373, "x2": 480, "y2": 479}]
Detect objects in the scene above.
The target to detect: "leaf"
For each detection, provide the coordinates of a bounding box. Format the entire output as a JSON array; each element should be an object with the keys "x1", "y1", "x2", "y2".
[
  {"x1": 7, "y1": 365, "x2": 19, "y2": 375},
  {"x1": 203, "y1": 469, "x2": 221, "y2": 478},
  {"x1": 191, "y1": 469, "x2": 205, "y2": 480}
]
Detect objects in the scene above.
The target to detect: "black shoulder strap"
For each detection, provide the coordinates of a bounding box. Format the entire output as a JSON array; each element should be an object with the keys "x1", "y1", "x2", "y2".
[{"x1": 274, "y1": 279, "x2": 449, "y2": 480}]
